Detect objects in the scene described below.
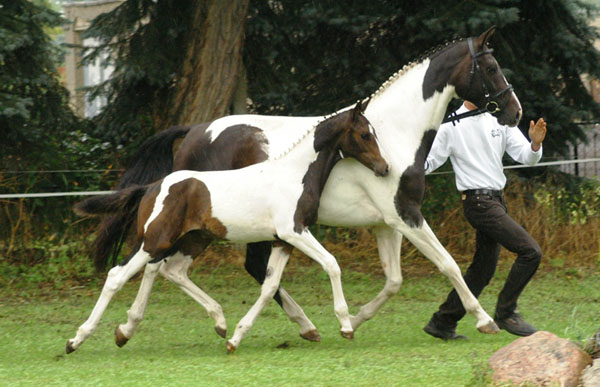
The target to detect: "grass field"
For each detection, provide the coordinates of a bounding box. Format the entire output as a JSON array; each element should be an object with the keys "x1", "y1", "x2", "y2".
[{"x1": 1, "y1": 262, "x2": 599, "y2": 386}]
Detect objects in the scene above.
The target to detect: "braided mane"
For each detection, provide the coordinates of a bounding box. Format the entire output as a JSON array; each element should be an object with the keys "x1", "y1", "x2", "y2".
[
  {"x1": 274, "y1": 38, "x2": 467, "y2": 158},
  {"x1": 270, "y1": 111, "x2": 340, "y2": 161},
  {"x1": 367, "y1": 38, "x2": 464, "y2": 101}
]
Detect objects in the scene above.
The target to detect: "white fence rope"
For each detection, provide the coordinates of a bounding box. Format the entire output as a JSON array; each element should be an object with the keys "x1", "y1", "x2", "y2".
[{"x1": 1, "y1": 158, "x2": 599, "y2": 199}]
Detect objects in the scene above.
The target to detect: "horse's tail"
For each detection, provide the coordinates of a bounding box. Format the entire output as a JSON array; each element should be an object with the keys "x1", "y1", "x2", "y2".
[
  {"x1": 90, "y1": 125, "x2": 190, "y2": 272},
  {"x1": 76, "y1": 185, "x2": 149, "y2": 271},
  {"x1": 116, "y1": 126, "x2": 191, "y2": 189}
]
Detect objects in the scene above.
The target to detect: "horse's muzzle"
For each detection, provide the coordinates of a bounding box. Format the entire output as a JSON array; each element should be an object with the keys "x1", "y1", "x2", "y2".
[{"x1": 375, "y1": 163, "x2": 390, "y2": 177}]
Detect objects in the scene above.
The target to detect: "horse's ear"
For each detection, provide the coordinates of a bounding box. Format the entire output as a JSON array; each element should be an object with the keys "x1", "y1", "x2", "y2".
[
  {"x1": 352, "y1": 99, "x2": 368, "y2": 121},
  {"x1": 360, "y1": 97, "x2": 371, "y2": 113},
  {"x1": 477, "y1": 26, "x2": 496, "y2": 47}
]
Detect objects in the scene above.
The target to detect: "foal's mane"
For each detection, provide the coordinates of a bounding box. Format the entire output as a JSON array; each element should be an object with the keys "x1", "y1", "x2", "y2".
[{"x1": 368, "y1": 38, "x2": 465, "y2": 100}]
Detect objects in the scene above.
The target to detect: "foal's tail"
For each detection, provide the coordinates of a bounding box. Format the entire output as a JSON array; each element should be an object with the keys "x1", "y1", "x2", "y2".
[
  {"x1": 90, "y1": 126, "x2": 191, "y2": 271},
  {"x1": 76, "y1": 185, "x2": 149, "y2": 271}
]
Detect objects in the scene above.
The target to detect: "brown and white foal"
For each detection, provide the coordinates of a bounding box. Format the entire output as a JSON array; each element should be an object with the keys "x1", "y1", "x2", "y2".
[{"x1": 66, "y1": 100, "x2": 389, "y2": 353}]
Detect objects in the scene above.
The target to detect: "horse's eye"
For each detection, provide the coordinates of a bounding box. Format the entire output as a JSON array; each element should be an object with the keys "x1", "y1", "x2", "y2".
[
  {"x1": 361, "y1": 133, "x2": 371, "y2": 140},
  {"x1": 487, "y1": 66, "x2": 497, "y2": 75}
]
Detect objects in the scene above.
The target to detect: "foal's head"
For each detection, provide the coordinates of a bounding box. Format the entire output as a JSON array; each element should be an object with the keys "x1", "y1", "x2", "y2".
[{"x1": 314, "y1": 100, "x2": 390, "y2": 177}]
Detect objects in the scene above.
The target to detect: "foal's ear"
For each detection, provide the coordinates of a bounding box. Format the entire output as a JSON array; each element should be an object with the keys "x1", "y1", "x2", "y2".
[
  {"x1": 477, "y1": 26, "x2": 496, "y2": 47},
  {"x1": 352, "y1": 98, "x2": 369, "y2": 121}
]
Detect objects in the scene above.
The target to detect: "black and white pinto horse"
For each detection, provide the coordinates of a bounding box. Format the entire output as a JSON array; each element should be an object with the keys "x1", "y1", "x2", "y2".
[
  {"x1": 81, "y1": 27, "x2": 522, "y2": 349},
  {"x1": 67, "y1": 102, "x2": 390, "y2": 353}
]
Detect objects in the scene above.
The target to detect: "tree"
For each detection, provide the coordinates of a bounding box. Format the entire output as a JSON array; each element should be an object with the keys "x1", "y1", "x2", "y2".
[
  {"x1": 0, "y1": 0, "x2": 80, "y2": 171},
  {"x1": 85, "y1": 0, "x2": 600, "y2": 158},
  {"x1": 245, "y1": 0, "x2": 600, "y2": 158},
  {"x1": 84, "y1": 0, "x2": 250, "y2": 152}
]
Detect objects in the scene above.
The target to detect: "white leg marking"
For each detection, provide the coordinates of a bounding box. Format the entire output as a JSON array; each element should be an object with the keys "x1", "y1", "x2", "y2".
[
  {"x1": 67, "y1": 246, "x2": 152, "y2": 353},
  {"x1": 282, "y1": 230, "x2": 353, "y2": 337},
  {"x1": 115, "y1": 261, "x2": 162, "y2": 346},
  {"x1": 159, "y1": 252, "x2": 227, "y2": 337},
  {"x1": 350, "y1": 226, "x2": 403, "y2": 330},
  {"x1": 397, "y1": 220, "x2": 497, "y2": 331},
  {"x1": 278, "y1": 287, "x2": 319, "y2": 340},
  {"x1": 227, "y1": 246, "x2": 290, "y2": 352}
]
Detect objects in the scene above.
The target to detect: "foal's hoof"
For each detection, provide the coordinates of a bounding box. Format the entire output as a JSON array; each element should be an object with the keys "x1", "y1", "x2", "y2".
[
  {"x1": 477, "y1": 320, "x2": 500, "y2": 334},
  {"x1": 300, "y1": 329, "x2": 322, "y2": 342},
  {"x1": 340, "y1": 330, "x2": 354, "y2": 340},
  {"x1": 214, "y1": 326, "x2": 227, "y2": 339},
  {"x1": 65, "y1": 340, "x2": 76, "y2": 354},
  {"x1": 114, "y1": 326, "x2": 130, "y2": 348},
  {"x1": 226, "y1": 341, "x2": 236, "y2": 354}
]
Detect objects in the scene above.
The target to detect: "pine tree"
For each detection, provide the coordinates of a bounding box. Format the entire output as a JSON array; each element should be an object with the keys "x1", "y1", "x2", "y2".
[{"x1": 0, "y1": 0, "x2": 80, "y2": 170}]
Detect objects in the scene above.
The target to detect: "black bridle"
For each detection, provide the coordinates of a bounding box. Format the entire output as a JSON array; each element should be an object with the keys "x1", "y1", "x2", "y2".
[{"x1": 442, "y1": 38, "x2": 514, "y2": 124}]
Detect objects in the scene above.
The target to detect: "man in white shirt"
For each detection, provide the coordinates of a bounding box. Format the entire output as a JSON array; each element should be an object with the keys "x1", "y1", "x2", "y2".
[{"x1": 423, "y1": 100, "x2": 547, "y2": 340}]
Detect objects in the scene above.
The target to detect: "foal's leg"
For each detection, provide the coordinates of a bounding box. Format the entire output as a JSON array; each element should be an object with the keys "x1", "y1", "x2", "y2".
[
  {"x1": 350, "y1": 226, "x2": 403, "y2": 330},
  {"x1": 66, "y1": 246, "x2": 152, "y2": 353},
  {"x1": 396, "y1": 220, "x2": 499, "y2": 334},
  {"x1": 158, "y1": 252, "x2": 227, "y2": 338},
  {"x1": 226, "y1": 243, "x2": 291, "y2": 353},
  {"x1": 282, "y1": 230, "x2": 353, "y2": 338},
  {"x1": 114, "y1": 261, "x2": 162, "y2": 347},
  {"x1": 245, "y1": 243, "x2": 320, "y2": 342}
]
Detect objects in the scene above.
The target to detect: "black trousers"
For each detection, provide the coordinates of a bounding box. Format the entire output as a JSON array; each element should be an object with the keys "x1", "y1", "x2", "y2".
[{"x1": 432, "y1": 193, "x2": 542, "y2": 329}]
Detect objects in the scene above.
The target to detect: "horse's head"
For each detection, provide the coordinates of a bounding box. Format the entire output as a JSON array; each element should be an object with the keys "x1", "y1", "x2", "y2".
[
  {"x1": 315, "y1": 99, "x2": 390, "y2": 177},
  {"x1": 453, "y1": 27, "x2": 522, "y2": 127}
]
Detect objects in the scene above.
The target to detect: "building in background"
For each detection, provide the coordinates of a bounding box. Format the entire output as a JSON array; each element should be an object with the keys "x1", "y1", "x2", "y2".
[{"x1": 63, "y1": 0, "x2": 123, "y2": 118}]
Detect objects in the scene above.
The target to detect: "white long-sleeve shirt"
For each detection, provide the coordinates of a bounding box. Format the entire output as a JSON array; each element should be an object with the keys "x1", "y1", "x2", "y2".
[{"x1": 425, "y1": 104, "x2": 542, "y2": 191}]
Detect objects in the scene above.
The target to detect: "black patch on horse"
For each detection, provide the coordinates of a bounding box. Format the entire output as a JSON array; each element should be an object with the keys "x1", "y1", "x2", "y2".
[{"x1": 394, "y1": 129, "x2": 437, "y2": 228}]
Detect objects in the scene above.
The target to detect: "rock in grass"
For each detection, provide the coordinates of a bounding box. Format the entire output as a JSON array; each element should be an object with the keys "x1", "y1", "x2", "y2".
[{"x1": 489, "y1": 331, "x2": 592, "y2": 387}]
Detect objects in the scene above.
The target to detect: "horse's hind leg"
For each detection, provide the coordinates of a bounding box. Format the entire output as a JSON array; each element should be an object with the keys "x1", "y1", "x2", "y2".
[
  {"x1": 66, "y1": 246, "x2": 152, "y2": 353},
  {"x1": 350, "y1": 226, "x2": 403, "y2": 331},
  {"x1": 227, "y1": 242, "x2": 291, "y2": 353},
  {"x1": 114, "y1": 261, "x2": 162, "y2": 347},
  {"x1": 159, "y1": 252, "x2": 227, "y2": 338},
  {"x1": 246, "y1": 242, "x2": 320, "y2": 342}
]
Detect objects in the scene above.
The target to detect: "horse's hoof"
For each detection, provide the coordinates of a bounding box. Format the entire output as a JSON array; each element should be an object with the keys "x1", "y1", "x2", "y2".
[
  {"x1": 65, "y1": 340, "x2": 76, "y2": 354},
  {"x1": 226, "y1": 341, "x2": 236, "y2": 354},
  {"x1": 477, "y1": 320, "x2": 500, "y2": 334},
  {"x1": 215, "y1": 326, "x2": 227, "y2": 339},
  {"x1": 340, "y1": 330, "x2": 354, "y2": 340},
  {"x1": 300, "y1": 329, "x2": 321, "y2": 342},
  {"x1": 114, "y1": 326, "x2": 130, "y2": 347}
]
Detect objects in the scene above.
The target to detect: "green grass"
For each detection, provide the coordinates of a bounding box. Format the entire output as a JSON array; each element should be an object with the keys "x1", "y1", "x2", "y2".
[{"x1": 1, "y1": 264, "x2": 599, "y2": 386}]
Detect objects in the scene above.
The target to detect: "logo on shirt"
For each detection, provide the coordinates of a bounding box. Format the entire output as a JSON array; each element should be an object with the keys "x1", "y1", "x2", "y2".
[{"x1": 490, "y1": 128, "x2": 501, "y2": 138}]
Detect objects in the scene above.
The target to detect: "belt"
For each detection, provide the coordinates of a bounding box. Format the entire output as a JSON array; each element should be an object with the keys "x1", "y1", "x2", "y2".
[{"x1": 462, "y1": 189, "x2": 503, "y2": 198}]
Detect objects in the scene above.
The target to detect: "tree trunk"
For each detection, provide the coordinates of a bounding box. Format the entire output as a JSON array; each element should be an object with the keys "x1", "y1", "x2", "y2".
[{"x1": 153, "y1": 0, "x2": 250, "y2": 129}]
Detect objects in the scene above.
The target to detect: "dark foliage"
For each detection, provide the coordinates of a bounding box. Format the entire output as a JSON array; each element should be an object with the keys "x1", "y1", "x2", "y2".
[{"x1": 245, "y1": 0, "x2": 600, "y2": 157}]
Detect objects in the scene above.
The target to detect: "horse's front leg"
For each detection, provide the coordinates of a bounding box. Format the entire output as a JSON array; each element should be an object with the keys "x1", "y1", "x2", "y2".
[
  {"x1": 66, "y1": 246, "x2": 152, "y2": 353},
  {"x1": 282, "y1": 230, "x2": 353, "y2": 339},
  {"x1": 396, "y1": 219, "x2": 499, "y2": 334},
  {"x1": 245, "y1": 242, "x2": 320, "y2": 342},
  {"x1": 114, "y1": 261, "x2": 162, "y2": 347},
  {"x1": 158, "y1": 252, "x2": 227, "y2": 338},
  {"x1": 226, "y1": 242, "x2": 291, "y2": 353},
  {"x1": 350, "y1": 226, "x2": 403, "y2": 331}
]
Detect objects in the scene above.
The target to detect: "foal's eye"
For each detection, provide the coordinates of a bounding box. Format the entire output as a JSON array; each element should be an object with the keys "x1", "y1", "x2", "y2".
[{"x1": 361, "y1": 133, "x2": 371, "y2": 140}]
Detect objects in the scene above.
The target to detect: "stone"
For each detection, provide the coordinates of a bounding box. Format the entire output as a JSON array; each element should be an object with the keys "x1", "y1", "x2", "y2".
[
  {"x1": 489, "y1": 331, "x2": 592, "y2": 387},
  {"x1": 582, "y1": 359, "x2": 600, "y2": 387}
]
